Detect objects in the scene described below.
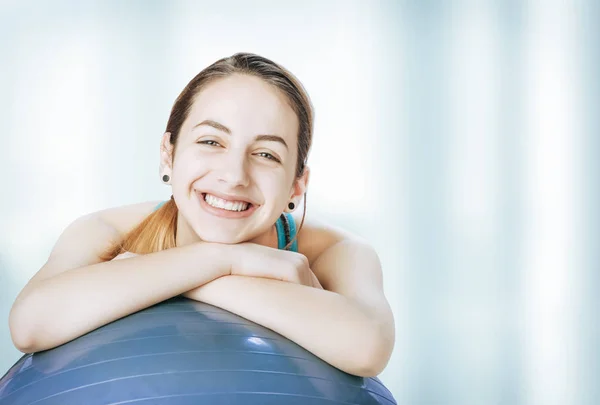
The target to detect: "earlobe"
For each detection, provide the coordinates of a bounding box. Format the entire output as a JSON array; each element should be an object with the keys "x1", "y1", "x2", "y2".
[
  {"x1": 159, "y1": 134, "x2": 174, "y2": 185},
  {"x1": 287, "y1": 167, "x2": 309, "y2": 212}
]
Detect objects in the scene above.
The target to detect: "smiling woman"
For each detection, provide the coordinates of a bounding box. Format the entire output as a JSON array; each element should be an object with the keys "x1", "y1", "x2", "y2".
[
  {"x1": 7, "y1": 53, "x2": 395, "y2": 387},
  {"x1": 161, "y1": 71, "x2": 308, "y2": 248}
]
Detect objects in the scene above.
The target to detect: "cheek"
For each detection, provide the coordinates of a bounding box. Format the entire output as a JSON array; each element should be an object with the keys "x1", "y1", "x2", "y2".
[
  {"x1": 258, "y1": 174, "x2": 291, "y2": 203},
  {"x1": 172, "y1": 152, "x2": 210, "y2": 177}
]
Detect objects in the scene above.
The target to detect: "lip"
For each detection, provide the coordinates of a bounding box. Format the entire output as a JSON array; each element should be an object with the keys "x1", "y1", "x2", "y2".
[{"x1": 196, "y1": 191, "x2": 258, "y2": 219}]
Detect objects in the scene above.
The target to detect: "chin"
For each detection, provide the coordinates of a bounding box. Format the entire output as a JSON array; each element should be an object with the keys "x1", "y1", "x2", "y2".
[{"x1": 194, "y1": 230, "x2": 245, "y2": 245}]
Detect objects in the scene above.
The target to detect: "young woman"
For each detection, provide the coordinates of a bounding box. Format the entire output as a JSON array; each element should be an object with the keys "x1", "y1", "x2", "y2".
[{"x1": 8, "y1": 53, "x2": 395, "y2": 377}]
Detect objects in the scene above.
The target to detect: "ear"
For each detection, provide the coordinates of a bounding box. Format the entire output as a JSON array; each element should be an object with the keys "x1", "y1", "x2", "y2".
[
  {"x1": 290, "y1": 165, "x2": 310, "y2": 202},
  {"x1": 159, "y1": 132, "x2": 174, "y2": 177}
]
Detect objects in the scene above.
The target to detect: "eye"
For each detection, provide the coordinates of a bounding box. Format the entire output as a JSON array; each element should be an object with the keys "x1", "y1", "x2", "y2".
[
  {"x1": 256, "y1": 152, "x2": 281, "y2": 163},
  {"x1": 197, "y1": 140, "x2": 222, "y2": 147}
]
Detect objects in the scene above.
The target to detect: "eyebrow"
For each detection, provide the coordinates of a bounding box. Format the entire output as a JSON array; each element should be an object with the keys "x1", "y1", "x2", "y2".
[{"x1": 193, "y1": 119, "x2": 288, "y2": 149}]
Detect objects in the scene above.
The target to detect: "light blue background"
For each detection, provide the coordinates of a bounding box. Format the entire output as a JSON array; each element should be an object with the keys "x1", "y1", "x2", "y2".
[{"x1": 1, "y1": 1, "x2": 598, "y2": 404}]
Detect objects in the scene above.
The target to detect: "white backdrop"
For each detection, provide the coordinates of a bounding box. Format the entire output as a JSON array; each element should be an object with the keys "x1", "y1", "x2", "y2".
[{"x1": 1, "y1": 1, "x2": 598, "y2": 404}]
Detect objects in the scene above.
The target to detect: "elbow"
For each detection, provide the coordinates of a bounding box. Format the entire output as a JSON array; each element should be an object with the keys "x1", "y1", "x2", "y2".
[
  {"x1": 10, "y1": 332, "x2": 34, "y2": 354},
  {"x1": 354, "y1": 350, "x2": 391, "y2": 378},
  {"x1": 9, "y1": 292, "x2": 46, "y2": 353},
  {"x1": 354, "y1": 323, "x2": 395, "y2": 378},
  {"x1": 9, "y1": 304, "x2": 37, "y2": 353},
  {"x1": 12, "y1": 338, "x2": 36, "y2": 354}
]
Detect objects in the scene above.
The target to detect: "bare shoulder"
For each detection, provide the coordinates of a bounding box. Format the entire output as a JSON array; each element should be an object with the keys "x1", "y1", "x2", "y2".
[
  {"x1": 91, "y1": 200, "x2": 165, "y2": 236},
  {"x1": 293, "y1": 211, "x2": 364, "y2": 266}
]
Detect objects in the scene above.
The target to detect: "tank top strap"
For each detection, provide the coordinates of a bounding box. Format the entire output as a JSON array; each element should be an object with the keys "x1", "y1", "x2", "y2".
[
  {"x1": 275, "y1": 212, "x2": 298, "y2": 252},
  {"x1": 285, "y1": 212, "x2": 298, "y2": 252}
]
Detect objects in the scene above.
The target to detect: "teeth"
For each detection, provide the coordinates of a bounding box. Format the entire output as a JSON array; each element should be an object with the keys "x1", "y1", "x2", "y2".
[{"x1": 204, "y1": 194, "x2": 249, "y2": 212}]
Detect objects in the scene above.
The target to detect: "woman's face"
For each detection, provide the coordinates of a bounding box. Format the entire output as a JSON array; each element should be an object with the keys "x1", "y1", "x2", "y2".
[{"x1": 162, "y1": 74, "x2": 306, "y2": 245}]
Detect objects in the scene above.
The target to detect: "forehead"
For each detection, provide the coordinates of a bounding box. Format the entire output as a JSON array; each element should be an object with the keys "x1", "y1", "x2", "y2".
[{"x1": 185, "y1": 74, "x2": 299, "y2": 140}]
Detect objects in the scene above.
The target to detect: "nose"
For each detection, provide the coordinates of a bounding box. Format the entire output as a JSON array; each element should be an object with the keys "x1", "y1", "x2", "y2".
[{"x1": 216, "y1": 151, "x2": 250, "y2": 188}]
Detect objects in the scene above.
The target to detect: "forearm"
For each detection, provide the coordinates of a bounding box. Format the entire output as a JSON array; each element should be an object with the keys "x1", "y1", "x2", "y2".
[
  {"x1": 183, "y1": 275, "x2": 392, "y2": 377},
  {"x1": 10, "y1": 243, "x2": 230, "y2": 353}
]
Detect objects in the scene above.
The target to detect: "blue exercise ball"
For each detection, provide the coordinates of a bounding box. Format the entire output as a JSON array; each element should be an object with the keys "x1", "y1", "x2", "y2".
[{"x1": 1, "y1": 296, "x2": 396, "y2": 404}]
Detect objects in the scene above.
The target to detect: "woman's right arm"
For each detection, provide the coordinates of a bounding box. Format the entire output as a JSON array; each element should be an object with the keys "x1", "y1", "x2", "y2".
[{"x1": 8, "y1": 213, "x2": 231, "y2": 354}]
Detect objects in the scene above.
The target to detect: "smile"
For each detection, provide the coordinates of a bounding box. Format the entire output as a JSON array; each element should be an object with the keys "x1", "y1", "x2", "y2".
[
  {"x1": 204, "y1": 193, "x2": 250, "y2": 211},
  {"x1": 197, "y1": 192, "x2": 258, "y2": 219}
]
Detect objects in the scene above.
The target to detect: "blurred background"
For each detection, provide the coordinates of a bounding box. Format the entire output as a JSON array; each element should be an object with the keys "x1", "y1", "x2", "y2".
[{"x1": 0, "y1": 0, "x2": 598, "y2": 404}]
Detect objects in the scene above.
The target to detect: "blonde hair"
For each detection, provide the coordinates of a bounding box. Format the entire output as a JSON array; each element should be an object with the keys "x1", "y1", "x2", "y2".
[{"x1": 99, "y1": 53, "x2": 313, "y2": 261}]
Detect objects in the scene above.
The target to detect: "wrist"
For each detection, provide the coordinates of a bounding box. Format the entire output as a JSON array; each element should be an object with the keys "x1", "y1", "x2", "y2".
[
  {"x1": 214, "y1": 243, "x2": 236, "y2": 276},
  {"x1": 223, "y1": 243, "x2": 243, "y2": 276},
  {"x1": 187, "y1": 241, "x2": 234, "y2": 278}
]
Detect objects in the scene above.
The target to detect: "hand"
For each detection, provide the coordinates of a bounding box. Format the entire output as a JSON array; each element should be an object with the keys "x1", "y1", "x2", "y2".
[{"x1": 230, "y1": 243, "x2": 323, "y2": 289}]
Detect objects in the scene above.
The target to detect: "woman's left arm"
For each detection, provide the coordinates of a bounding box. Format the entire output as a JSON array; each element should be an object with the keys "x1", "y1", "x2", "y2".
[{"x1": 183, "y1": 239, "x2": 395, "y2": 377}]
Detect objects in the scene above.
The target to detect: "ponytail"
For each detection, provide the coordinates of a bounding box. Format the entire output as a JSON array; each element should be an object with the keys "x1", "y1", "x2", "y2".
[{"x1": 98, "y1": 199, "x2": 178, "y2": 262}]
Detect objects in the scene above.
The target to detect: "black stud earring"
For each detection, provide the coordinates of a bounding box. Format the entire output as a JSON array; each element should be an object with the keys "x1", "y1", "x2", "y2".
[
  {"x1": 288, "y1": 202, "x2": 295, "y2": 210},
  {"x1": 162, "y1": 175, "x2": 170, "y2": 183}
]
